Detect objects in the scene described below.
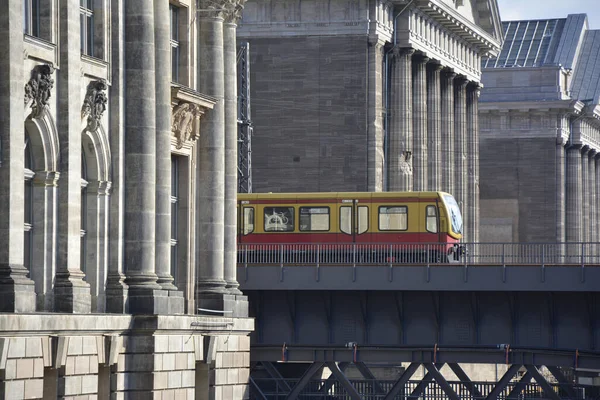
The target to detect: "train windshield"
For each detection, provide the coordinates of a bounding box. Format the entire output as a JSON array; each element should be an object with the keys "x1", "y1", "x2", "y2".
[{"x1": 442, "y1": 194, "x2": 463, "y2": 235}]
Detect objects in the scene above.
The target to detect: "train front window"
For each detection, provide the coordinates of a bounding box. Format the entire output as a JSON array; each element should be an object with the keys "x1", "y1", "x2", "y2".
[
  {"x1": 300, "y1": 207, "x2": 329, "y2": 231},
  {"x1": 426, "y1": 205, "x2": 438, "y2": 233},
  {"x1": 264, "y1": 207, "x2": 294, "y2": 232},
  {"x1": 442, "y1": 194, "x2": 463, "y2": 234},
  {"x1": 379, "y1": 206, "x2": 408, "y2": 231}
]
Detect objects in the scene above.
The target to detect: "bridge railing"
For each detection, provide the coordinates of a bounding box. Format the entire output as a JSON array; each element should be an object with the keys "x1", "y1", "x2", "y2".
[{"x1": 237, "y1": 242, "x2": 600, "y2": 266}]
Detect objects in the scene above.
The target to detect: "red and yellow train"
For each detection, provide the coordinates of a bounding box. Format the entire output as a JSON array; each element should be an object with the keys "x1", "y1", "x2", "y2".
[{"x1": 237, "y1": 191, "x2": 464, "y2": 262}]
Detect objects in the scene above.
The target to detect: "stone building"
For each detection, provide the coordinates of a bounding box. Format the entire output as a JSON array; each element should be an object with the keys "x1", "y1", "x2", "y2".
[
  {"x1": 0, "y1": 0, "x2": 251, "y2": 398},
  {"x1": 237, "y1": 0, "x2": 503, "y2": 242},
  {"x1": 480, "y1": 14, "x2": 600, "y2": 246}
]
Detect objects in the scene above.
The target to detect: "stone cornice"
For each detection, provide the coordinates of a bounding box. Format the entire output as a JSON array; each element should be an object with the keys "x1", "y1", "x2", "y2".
[
  {"x1": 416, "y1": 0, "x2": 501, "y2": 56},
  {"x1": 479, "y1": 99, "x2": 586, "y2": 114}
]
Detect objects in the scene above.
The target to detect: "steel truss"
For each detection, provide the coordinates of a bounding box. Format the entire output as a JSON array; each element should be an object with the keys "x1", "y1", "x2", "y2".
[
  {"x1": 250, "y1": 361, "x2": 598, "y2": 399},
  {"x1": 237, "y1": 41, "x2": 253, "y2": 193}
]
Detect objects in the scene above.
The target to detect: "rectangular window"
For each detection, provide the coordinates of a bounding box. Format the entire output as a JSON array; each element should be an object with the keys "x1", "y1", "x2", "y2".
[
  {"x1": 23, "y1": 0, "x2": 40, "y2": 37},
  {"x1": 426, "y1": 205, "x2": 438, "y2": 233},
  {"x1": 243, "y1": 207, "x2": 254, "y2": 235},
  {"x1": 264, "y1": 207, "x2": 294, "y2": 232},
  {"x1": 379, "y1": 206, "x2": 408, "y2": 231},
  {"x1": 299, "y1": 207, "x2": 329, "y2": 231},
  {"x1": 170, "y1": 4, "x2": 180, "y2": 82},
  {"x1": 340, "y1": 206, "x2": 352, "y2": 234},
  {"x1": 80, "y1": 0, "x2": 94, "y2": 56},
  {"x1": 358, "y1": 206, "x2": 368, "y2": 234}
]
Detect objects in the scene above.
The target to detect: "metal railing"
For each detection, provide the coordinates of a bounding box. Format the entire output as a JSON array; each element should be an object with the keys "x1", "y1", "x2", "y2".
[
  {"x1": 250, "y1": 377, "x2": 596, "y2": 400},
  {"x1": 237, "y1": 242, "x2": 600, "y2": 266}
]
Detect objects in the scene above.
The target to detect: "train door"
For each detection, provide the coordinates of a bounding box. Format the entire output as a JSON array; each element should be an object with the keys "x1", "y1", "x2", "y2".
[
  {"x1": 238, "y1": 201, "x2": 255, "y2": 244},
  {"x1": 419, "y1": 198, "x2": 444, "y2": 260},
  {"x1": 339, "y1": 199, "x2": 369, "y2": 243}
]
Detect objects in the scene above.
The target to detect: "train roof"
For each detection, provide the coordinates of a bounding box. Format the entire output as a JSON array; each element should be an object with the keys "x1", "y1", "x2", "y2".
[{"x1": 238, "y1": 191, "x2": 453, "y2": 200}]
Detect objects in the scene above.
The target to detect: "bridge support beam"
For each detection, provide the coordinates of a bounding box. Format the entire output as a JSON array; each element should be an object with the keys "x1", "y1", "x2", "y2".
[
  {"x1": 354, "y1": 362, "x2": 386, "y2": 394},
  {"x1": 262, "y1": 361, "x2": 292, "y2": 393},
  {"x1": 384, "y1": 362, "x2": 420, "y2": 400},
  {"x1": 286, "y1": 362, "x2": 324, "y2": 400},
  {"x1": 547, "y1": 365, "x2": 578, "y2": 399},
  {"x1": 507, "y1": 371, "x2": 531, "y2": 399},
  {"x1": 326, "y1": 361, "x2": 362, "y2": 400},
  {"x1": 424, "y1": 363, "x2": 461, "y2": 400},
  {"x1": 485, "y1": 364, "x2": 521, "y2": 400},
  {"x1": 448, "y1": 362, "x2": 483, "y2": 399},
  {"x1": 525, "y1": 365, "x2": 562, "y2": 400},
  {"x1": 408, "y1": 363, "x2": 444, "y2": 399},
  {"x1": 319, "y1": 362, "x2": 349, "y2": 394}
]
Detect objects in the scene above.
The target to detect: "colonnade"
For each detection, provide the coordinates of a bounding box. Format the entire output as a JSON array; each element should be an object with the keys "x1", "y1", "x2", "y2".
[{"x1": 389, "y1": 48, "x2": 480, "y2": 242}]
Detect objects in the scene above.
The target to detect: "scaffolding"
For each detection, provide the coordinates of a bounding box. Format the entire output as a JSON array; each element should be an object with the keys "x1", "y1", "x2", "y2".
[{"x1": 237, "y1": 42, "x2": 253, "y2": 193}]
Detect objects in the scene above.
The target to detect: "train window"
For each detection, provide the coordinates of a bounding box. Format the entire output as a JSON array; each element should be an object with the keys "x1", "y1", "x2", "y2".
[
  {"x1": 358, "y1": 206, "x2": 368, "y2": 234},
  {"x1": 243, "y1": 207, "x2": 254, "y2": 235},
  {"x1": 340, "y1": 206, "x2": 352, "y2": 234},
  {"x1": 300, "y1": 207, "x2": 330, "y2": 231},
  {"x1": 264, "y1": 207, "x2": 294, "y2": 232},
  {"x1": 426, "y1": 205, "x2": 438, "y2": 233},
  {"x1": 379, "y1": 206, "x2": 408, "y2": 231}
]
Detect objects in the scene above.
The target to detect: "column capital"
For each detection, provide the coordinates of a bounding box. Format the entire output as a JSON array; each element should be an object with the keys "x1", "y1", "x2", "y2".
[
  {"x1": 427, "y1": 61, "x2": 444, "y2": 73},
  {"x1": 86, "y1": 180, "x2": 112, "y2": 195},
  {"x1": 589, "y1": 149, "x2": 598, "y2": 158},
  {"x1": 223, "y1": 0, "x2": 247, "y2": 24},
  {"x1": 392, "y1": 46, "x2": 415, "y2": 59},
  {"x1": 413, "y1": 52, "x2": 429, "y2": 64},
  {"x1": 442, "y1": 67, "x2": 457, "y2": 80},
  {"x1": 454, "y1": 75, "x2": 469, "y2": 88},
  {"x1": 198, "y1": 0, "x2": 230, "y2": 19},
  {"x1": 32, "y1": 170, "x2": 60, "y2": 187}
]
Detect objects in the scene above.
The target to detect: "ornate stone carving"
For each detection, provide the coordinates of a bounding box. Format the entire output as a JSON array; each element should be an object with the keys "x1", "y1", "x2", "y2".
[
  {"x1": 24, "y1": 64, "x2": 55, "y2": 119},
  {"x1": 81, "y1": 79, "x2": 108, "y2": 133},
  {"x1": 223, "y1": 0, "x2": 247, "y2": 23},
  {"x1": 197, "y1": 0, "x2": 230, "y2": 19},
  {"x1": 172, "y1": 102, "x2": 202, "y2": 149}
]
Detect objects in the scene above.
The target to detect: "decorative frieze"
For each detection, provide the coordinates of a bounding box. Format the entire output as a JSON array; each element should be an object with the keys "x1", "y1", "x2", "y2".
[
  {"x1": 24, "y1": 64, "x2": 55, "y2": 119},
  {"x1": 81, "y1": 79, "x2": 108, "y2": 133}
]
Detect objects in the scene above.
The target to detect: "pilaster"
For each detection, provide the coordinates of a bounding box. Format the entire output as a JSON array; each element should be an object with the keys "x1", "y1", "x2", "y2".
[
  {"x1": 196, "y1": 0, "x2": 229, "y2": 300},
  {"x1": 555, "y1": 137, "x2": 567, "y2": 244},
  {"x1": 412, "y1": 53, "x2": 429, "y2": 191},
  {"x1": 454, "y1": 76, "x2": 468, "y2": 241},
  {"x1": 155, "y1": 0, "x2": 184, "y2": 314},
  {"x1": 566, "y1": 145, "x2": 583, "y2": 244},
  {"x1": 123, "y1": 0, "x2": 166, "y2": 314},
  {"x1": 54, "y1": 0, "x2": 91, "y2": 313},
  {"x1": 440, "y1": 69, "x2": 456, "y2": 195},
  {"x1": 427, "y1": 62, "x2": 443, "y2": 191},
  {"x1": 586, "y1": 150, "x2": 596, "y2": 243},
  {"x1": 0, "y1": 0, "x2": 36, "y2": 312},
  {"x1": 224, "y1": 7, "x2": 243, "y2": 296},
  {"x1": 388, "y1": 47, "x2": 414, "y2": 191},
  {"x1": 367, "y1": 38, "x2": 386, "y2": 192},
  {"x1": 581, "y1": 147, "x2": 590, "y2": 243},
  {"x1": 466, "y1": 82, "x2": 481, "y2": 243}
]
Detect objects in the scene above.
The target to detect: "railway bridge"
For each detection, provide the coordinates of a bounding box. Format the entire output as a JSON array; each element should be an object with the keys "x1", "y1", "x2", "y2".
[{"x1": 236, "y1": 242, "x2": 600, "y2": 399}]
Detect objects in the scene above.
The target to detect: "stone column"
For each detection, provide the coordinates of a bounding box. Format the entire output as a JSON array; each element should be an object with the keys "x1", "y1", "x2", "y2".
[
  {"x1": 466, "y1": 83, "x2": 481, "y2": 243},
  {"x1": 388, "y1": 47, "x2": 414, "y2": 191},
  {"x1": 566, "y1": 146, "x2": 583, "y2": 255},
  {"x1": 123, "y1": 0, "x2": 166, "y2": 314},
  {"x1": 154, "y1": 0, "x2": 184, "y2": 314},
  {"x1": 106, "y1": 0, "x2": 128, "y2": 313},
  {"x1": 223, "y1": 7, "x2": 242, "y2": 295},
  {"x1": 581, "y1": 147, "x2": 589, "y2": 243},
  {"x1": 595, "y1": 154, "x2": 600, "y2": 257},
  {"x1": 367, "y1": 37, "x2": 385, "y2": 192},
  {"x1": 454, "y1": 76, "x2": 468, "y2": 241},
  {"x1": 440, "y1": 69, "x2": 456, "y2": 195},
  {"x1": 555, "y1": 137, "x2": 567, "y2": 258},
  {"x1": 412, "y1": 54, "x2": 429, "y2": 191},
  {"x1": 85, "y1": 181, "x2": 110, "y2": 312},
  {"x1": 587, "y1": 150, "x2": 596, "y2": 244},
  {"x1": 54, "y1": 0, "x2": 91, "y2": 313},
  {"x1": 197, "y1": 1, "x2": 229, "y2": 301},
  {"x1": 0, "y1": 0, "x2": 36, "y2": 312},
  {"x1": 427, "y1": 62, "x2": 442, "y2": 191}
]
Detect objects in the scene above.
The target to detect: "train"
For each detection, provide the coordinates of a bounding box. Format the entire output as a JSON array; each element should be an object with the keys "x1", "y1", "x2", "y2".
[{"x1": 237, "y1": 191, "x2": 465, "y2": 263}]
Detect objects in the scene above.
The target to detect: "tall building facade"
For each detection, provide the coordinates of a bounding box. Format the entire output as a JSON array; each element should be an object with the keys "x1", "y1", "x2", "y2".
[
  {"x1": 237, "y1": 0, "x2": 503, "y2": 242},
  {"x1": 0, "y1": 0, "x2": 252, "y2": 398},
  {"x1": 480, "y1": 14, "x2": 600, "y2": 246}
]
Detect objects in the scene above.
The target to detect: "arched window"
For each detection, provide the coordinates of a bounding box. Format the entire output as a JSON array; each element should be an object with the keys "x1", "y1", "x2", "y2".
[{"x1": 24, "y1": 133, "x2": 34, "y2": 271}]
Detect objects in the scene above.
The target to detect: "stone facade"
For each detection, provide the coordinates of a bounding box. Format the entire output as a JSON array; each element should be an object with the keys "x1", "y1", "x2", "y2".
[
  {"x1": 0, "y1": 0, "x2": 252, "y2": 398},
  {"x1": 238, "y1": 0, "x2": 503, "y2": 242},
  {"x1": 480, "y1": 14, "x2": 600, "y2": 246}
]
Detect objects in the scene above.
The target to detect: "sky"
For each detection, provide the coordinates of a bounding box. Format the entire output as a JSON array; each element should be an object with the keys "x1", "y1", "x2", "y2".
[{"x1": 497, "y1": 0, "x2": 599, "y2": 29}]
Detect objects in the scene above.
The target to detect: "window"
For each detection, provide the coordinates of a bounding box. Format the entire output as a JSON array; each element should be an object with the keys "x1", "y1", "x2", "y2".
[
  {"x1": 170, "y1": 4, "x2": 180, "y2": 82},
  {"x1": 340, "y1": 206, "x2": 352, "y2": 234},
  {"x1": 264, "y1": 207, "x2": 294, "y2": 232},
  {"x1": 242, "y1": 208, "x2": 254, "y2": 235},
  {"x1": 426, "y1": 205, "x2": 438, "y2": 233},
  {"x1": 80, "y1": 0, "x2": 94, "y2": 56},
  {"x1": 358, "y1": 206, "x2": 368, "y2": 234},
  {"x1": 379, "y1": 206, "x2": 408, "y2": 231},
  {"x1": 24, "y1": 136, "x2": 34, "y2": 270},
  {"x1": 23, "y1": 0, "x2": 40, "y2": 37},
  {"x1": 299, "y1": 207, "x2": 329, "y2": 231},
  {"x1": 171, "y1": 157, "x2": 179, "y2": 281}
]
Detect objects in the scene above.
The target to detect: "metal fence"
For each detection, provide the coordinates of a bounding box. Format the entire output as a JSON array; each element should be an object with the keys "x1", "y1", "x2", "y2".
[
  {"x1": 250, "y1": 377, "x2": 598, "y2": 400},
  {"x1": 237, "y1": 242, "x2": 600, "y2": 266}
]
